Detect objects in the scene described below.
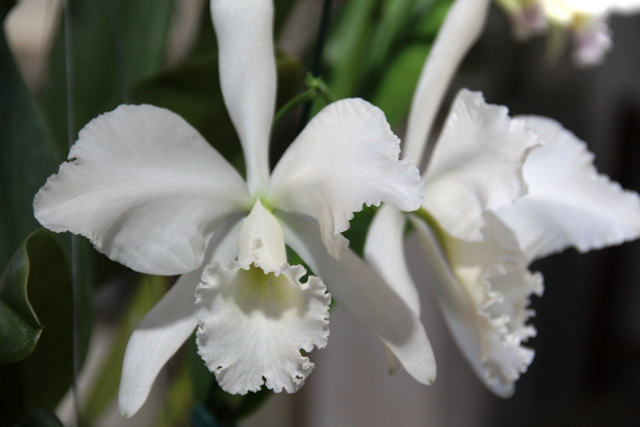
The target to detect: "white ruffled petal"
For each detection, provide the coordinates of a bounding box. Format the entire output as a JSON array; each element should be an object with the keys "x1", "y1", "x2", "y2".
[
  {"x1": 269, "y1": 99, "x2": 424, "y2": 259},
  {"x1": 210, "y1": 0, "x2": 276, "y2": 192},
  {"x1": 195, "y1": 261, "x2": 330, "y2": 395},
  {"x1": 403, "y1": 0, "x2": 492, "y2": 165},
  {"x1": 364, "y1": 204, "x2": 420, "y2": 316},
  {"x1": 279, "y1": 212, "x2": 436, "y2": 385},
  {"x1": 411, "y1": 213, "x2": 543, "y2": 397},
  {"x1": 118, "y1": 214, "x2": 243, "y2": 417},
  {"x1": 495, "y1": 116, "x2": 640, "y2": 262},
  {"x1": 422, "y1": 90, "x2": 541, "y2": 241},
  {"x1": 34, "y1": 105, "x2": 249, "y2": 275}
]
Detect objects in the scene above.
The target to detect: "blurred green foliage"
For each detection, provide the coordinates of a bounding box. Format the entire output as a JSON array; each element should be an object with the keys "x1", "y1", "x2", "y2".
[{"x1": 0, "y1": 231, "x2": 72, "y2": 426}]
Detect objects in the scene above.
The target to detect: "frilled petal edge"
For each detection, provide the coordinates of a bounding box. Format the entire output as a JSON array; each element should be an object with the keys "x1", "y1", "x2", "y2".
[
  {"x1": 411, "y1": 213, "x2": 543, "y2": 397},
  {"x1": 422, "y1": 90, "x2": 541, "y2": 242},
  {"x1": 269, "y1": 98, "x2": 424, "y2": 259},
  {"x1": 495, "y1": 115, "x2": 640, "y2": 262},
  {"x1": 195, "y1": 260, "x2": 330, "y2": 395}
]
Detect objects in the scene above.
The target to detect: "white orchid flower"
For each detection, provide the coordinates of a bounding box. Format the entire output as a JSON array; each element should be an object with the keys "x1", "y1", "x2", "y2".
[
  {"x1": 365, "y1": 0, "x2": 640, "y2": 397},
  {"x1": 33, "y1": 0, "x2": 435, "y2": 417}
]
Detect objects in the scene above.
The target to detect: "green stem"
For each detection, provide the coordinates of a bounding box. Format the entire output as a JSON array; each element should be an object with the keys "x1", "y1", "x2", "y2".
[
  {"x1": 273, "y1": 87, "x2": 317, "y2": 125},
  {"x1": 317, "y1": 79, "x2": 337, "y2": 104},
  {"x1": 273, "y1": 74, "x2": 336, "y2": 125},
  {"x1": 414, "y1": 207, "x2": 448, "y2": 254}
]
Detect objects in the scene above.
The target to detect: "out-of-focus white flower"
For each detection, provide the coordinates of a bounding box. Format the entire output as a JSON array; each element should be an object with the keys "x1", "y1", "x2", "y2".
[
  {"x1": 497, "y1": 0, "x2": 548, "y2": 40},
  {"x1": 366, "y1": 0, "x2": 640, "y2": 397},
  {"x1": 498, "y1": 0, "x2": 640, "y2": 66},
  {"x1": 33, "y1": 0, "x2": 435, "y2": 417}
]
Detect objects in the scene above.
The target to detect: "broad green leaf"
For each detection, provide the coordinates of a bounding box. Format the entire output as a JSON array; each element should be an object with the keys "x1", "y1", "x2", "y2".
[
  {"x1": 0, "y1": 230, "x2": 73, "y2": 426},
  {"x1": 0, "y1": 234, "x2": 44, "y2": 363},
  {"x1": 371, "y1": 44, "x2": 431, "y2": 128},
  {"x1": 81, "y1": 274, "x2": 167, "y2": 424},
  {"x1": 324, "y1": 0, "x2": 377, "y2": 100},
  {"x1": 39, "y1": 0, "x2": 174, "y2": 156},
  {"x1": 0, "y1": 16, "x2": 60, "y2": 267},
  {"x1": 367, "y1": 0, "x2": 420, "y2": 72}
]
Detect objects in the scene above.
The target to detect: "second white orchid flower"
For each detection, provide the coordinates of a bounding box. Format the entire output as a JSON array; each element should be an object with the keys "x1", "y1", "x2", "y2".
[
  {"x1": 365, "y1": 0, "x2": 640, "y2": 397},
  {"x1": 33, "y1": 0, "x2": 435, "y2": 417}
]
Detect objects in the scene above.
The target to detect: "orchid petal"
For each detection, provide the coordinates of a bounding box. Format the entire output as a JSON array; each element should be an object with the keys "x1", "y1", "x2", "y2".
[
  {"x1": 34, "y1": 105, "x2": 249, "y2": 275},
  {"x1": 118, "y1": 270, "x2": 200, "y2": 418},
  {"x1": 210, "y1": 0, "x2": 276, "y2": 192},
  {"x1": 364, "y1": 204, "x2": 420, "y2": 316},
  {"x1": 403, "y1": 0, "x2": 492, "y2": 165},
  {"x1": 495, "y1": 116, "x2": 640, "y2": 262},
  {"x1": 422, "y1": 90, "x2": 541, "y2": 241},
  {"x1": 118, "y1": 214, "x2": 243, "y2": 417},
  {"x1": 269, "y1": 99, "x2": 424, "y2": 259},
  {"x1": 411, "y1": 213, "x2": 543, "y2": 397},
  {"x1": 195, "y1": 261, "x2": 330, "y2": 395},
  {"x1": 279, "y1": 212, "x2": 436, "y2": 385}
]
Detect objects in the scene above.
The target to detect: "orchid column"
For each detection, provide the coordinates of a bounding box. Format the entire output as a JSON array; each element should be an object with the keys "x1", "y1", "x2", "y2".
[
  {"x1": 33, "y1": 0, "x2": 435, "y2": 418},
  {"x1": 365, "y1": 0, "x2": 640, "y2": 397}
]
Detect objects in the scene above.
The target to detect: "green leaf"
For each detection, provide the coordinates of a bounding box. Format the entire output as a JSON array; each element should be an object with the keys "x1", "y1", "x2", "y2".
[
  {"x1": 414, "y1": 0, "x2": 453, "y2": 38},
  {"x1": 0, "y1": 230, "x2": 73, "y2": 426},
  {"x1": 367, "y1": 0, "x2": 420, "y2": 72},
  {"x1": 371, "y1": 44, "x2": 431, "y2": 128},
  {"x1": 0, "y1": 236, "x2": 43, "y2": 364},
  {"x1": 324, "y1": 0, "x2": 377, "y2": 99},
  {"x1": 39, "y1": 0, "x2": 175, "y2": 156},
  {"x1": 0, "y1": 22, "x2": 60, "y2": 267}
]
